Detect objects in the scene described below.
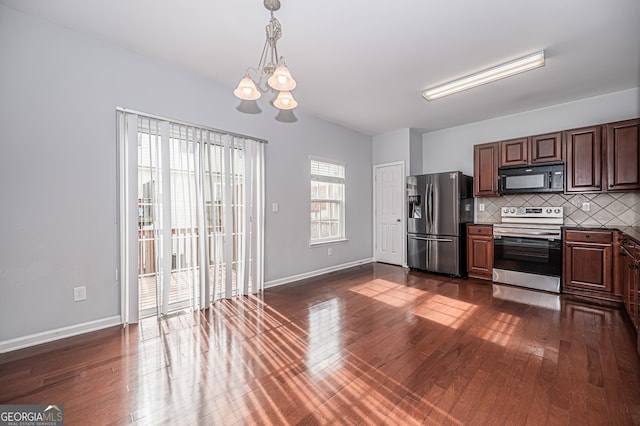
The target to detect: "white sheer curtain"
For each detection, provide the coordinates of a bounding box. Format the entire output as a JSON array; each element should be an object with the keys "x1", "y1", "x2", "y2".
[{"x1": 117, "y1": 109, "x2": 265, "y2": 323}]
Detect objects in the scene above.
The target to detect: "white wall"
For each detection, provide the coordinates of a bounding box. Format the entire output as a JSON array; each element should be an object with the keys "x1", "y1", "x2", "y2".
[
  {"x1": 372, "y1": 128, "x2": 410, "y2": 169},
  {"x1": 422, "y1": 88, "x2": 640, "y2": 175},
  {"x1": 0, "y1": 6, "x2": 372, "y2": 343},
  {"x1": 409, "y1": 129, "x2": 423, "y2": 175}
]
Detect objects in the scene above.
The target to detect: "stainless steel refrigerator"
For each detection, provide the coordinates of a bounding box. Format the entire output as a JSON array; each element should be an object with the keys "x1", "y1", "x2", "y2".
[{"x1": 407, "y1": 171, "x2": 473, "y2": 276}]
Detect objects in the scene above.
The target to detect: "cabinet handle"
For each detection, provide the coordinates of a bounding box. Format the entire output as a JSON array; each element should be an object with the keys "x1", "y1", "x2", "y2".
[{"x1": 609, "y1": 184, "x2": 614, "y2": 188}]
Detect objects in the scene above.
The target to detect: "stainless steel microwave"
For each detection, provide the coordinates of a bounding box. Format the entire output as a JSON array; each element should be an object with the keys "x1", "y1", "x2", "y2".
[{"x1": 498, "y1": 163, "x2": 564, "y2": 194}]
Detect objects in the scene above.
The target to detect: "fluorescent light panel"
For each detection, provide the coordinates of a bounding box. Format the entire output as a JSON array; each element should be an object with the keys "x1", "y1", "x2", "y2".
[{"x1": 422, "y1": 51, "x2": 545, "y2": 101}]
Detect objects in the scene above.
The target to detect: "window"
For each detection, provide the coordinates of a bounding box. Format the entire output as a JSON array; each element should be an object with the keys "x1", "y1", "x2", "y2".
[{"x1": 310, "y1": 158, "x2": 345, "y2": 244}]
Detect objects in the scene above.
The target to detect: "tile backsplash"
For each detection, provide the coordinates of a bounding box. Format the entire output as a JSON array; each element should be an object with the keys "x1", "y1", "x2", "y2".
[{"x1": 476, "y1": 192, "x2": 640, "y2": 227}]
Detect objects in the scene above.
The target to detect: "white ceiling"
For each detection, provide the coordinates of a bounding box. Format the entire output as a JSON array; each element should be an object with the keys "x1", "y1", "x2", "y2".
[{"x1": 2, "y1": 0, "x2": 639, "y2": 136}]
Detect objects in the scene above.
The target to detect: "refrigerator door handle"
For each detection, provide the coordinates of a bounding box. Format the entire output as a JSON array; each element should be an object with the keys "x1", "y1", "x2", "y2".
[
  {"x1": 427, "y1": 183, "x2": 433, "y2": 231},
  {"x1": 426, "y1": 237, "x2": 454, "y2": 242},
  {"x1": 424, "y1": 184, "x2": 429, "y2": 231},
  {"x1": 430, "y1": 183, "x2": 435, "y2": 229},
  {"x1": 408, "y1": 236, "x2": 430, "y2": 241}
]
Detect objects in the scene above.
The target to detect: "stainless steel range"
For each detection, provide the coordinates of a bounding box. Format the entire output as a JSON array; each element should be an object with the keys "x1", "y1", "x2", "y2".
[{"x1": 493, "y1": 206, "x2": 563, "y2": 293}]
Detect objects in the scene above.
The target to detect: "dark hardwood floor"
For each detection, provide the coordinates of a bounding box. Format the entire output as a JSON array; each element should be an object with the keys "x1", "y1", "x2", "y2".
[{"x1": 1, "y1": 263, "x2": 639, "y2": 425}]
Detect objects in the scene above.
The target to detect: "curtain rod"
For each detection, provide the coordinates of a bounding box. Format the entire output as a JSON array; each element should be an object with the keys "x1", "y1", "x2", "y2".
[{"x1": 116, "y1": 107, "x2": 268, "y2": 144}]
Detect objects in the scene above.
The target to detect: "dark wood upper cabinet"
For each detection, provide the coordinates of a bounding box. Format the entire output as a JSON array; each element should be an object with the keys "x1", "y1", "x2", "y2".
[
  {"x1": 530, "y1": 132, "x2": 562, "y2": 164},
  {"x1": 499, "y1": 133, "x2": 562, "y2": 167},
  {"x1": 473, "y1": 142, "x2": 499, "y2": 197},
  {"x1": 605, "y1": 118, "x2": 640, "y2": 191},
  {"x1": 499, "y1": 137, "x2": 528, "y2": 167},
  {"x1": 564, "y1": 125, "x2": 602, "y2": 193},
  {"x1": 472, "y1": 117, "x2": 639, "y2": 198}
]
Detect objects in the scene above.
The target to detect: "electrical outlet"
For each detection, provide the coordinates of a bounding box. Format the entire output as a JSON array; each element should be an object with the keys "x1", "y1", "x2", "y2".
[
  {"x1": 74, "y1": 286, "x2": 86, "y2": 302},
  {"x1": 479, "y1": 203, "x2": 485, "y2": 212},
  {"x1": 581, "y1": 202, "x2": 590, "y2": 212},
  {"x1": 328, "y1": 248, "x2": 333, "y2": 256},
  {"x1": 272, "y1": 202, "x2": 279, "y2": 212}
]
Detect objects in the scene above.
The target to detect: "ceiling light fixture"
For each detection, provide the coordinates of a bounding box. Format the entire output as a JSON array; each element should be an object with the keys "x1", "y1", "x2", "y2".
[
  {"x1": 422, "y1": 51, "x2": 545, "y2": 101},
  {"x1": 233, "y1": 0, "x2": 298, "y2": 110}
]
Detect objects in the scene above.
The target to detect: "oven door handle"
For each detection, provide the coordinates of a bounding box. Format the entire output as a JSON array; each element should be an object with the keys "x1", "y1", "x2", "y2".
[{"x1": 494, "y1": 231, "x2": 560, "y2": 240}]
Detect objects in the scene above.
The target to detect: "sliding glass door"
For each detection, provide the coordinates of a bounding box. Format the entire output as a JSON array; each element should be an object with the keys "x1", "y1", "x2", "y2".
[{"x1": 118, "y1": 110, "x2": 265, "y2": 322}]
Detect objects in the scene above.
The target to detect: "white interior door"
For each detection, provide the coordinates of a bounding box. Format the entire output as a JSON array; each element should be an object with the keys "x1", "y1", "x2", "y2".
[{"x1": 374, "y1": 162, "x2": 404, "y2": 265}]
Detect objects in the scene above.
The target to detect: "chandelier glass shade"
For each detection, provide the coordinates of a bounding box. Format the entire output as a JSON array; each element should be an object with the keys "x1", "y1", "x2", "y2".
[
  {"x1": 234, "y1": 0, "x2": 298, "y2": 110},
  {"x1": 233, "y1": 76, "x2": 261, "y2": 100},
  {"x1": 273, "y1": 90, "x2": 297, "y2": 110}
]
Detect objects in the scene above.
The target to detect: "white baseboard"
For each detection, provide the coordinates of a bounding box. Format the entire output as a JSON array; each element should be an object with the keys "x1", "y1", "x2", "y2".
[
  {"x1": 0, "y1": 316, "x2": 121, "y2": 354},
  {"x1": 264, "y1": 258, "x2": 374, "y2": 289}
]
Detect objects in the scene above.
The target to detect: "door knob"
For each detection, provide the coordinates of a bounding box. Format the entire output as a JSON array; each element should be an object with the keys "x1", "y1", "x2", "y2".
[{"x1": 396, "y1": 219, "x2": 401, "y2": 222}]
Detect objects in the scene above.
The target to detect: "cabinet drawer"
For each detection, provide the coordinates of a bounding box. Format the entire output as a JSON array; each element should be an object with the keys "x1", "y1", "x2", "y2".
[
  {"x1": 565, "y1": 230, "x2": 612, "y2": 244},
  {"x1": 468, "y1": 225, "x2": 493, "y2": 236}
]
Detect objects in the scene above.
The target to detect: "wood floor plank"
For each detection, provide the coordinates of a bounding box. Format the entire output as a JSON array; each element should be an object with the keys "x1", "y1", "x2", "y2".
[{"x1": 1, "y1": 263, "x2": 639, "y2": 425}]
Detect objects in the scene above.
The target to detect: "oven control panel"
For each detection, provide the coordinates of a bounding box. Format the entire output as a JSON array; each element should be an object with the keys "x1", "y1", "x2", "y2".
[
  {"x1": 500, "y1": 206, "x2": 564, "y2": 225},
  {"x1": 501, "y1": 206, "x2": 563, "y2": 218}
]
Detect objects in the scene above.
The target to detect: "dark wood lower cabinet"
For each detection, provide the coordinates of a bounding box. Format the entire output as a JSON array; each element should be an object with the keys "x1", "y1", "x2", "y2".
[
  {"x1": 563, "y1": 229, "x2": 614, "y2": 298},
  {"x1": 620, "y1": 237, "x2": 639, "y2": 330},
  {"x1": 467, "y1": 224, "x2": 493, "y2": 280}
]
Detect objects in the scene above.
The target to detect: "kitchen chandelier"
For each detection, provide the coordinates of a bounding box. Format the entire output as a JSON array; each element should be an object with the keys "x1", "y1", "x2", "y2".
[{"x1": 233, "y1": 0, "x2": 298, "y2": 110}]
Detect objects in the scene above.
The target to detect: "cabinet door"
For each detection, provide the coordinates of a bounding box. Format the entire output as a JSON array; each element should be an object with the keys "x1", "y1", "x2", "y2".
[
  {"x1": 621, "y1": 240, "x2": 640, "y2": 329},
  {"x1": 622, "y1": 249, "x2": 638, "y2": 328},
  {"x1": 530, "y1": 132, "x2": 562, "y2": 164},
  {"x1": 563, "y1": 242, "x2": 612, "y2": 292},
  {"x1": 473, "y1": 142, "x2": 499, "y2": 197},
  {"x1": 499, "y1": 137, "x2": 528, "y2": 167},
  {"x1": 605, "y1": 118, "x2": 640, "y2": 191},
  {"x1": 564, "y1": 126, "x2": 602, "y2": 193},
  {"x1": 632, "y1": 259, "x2": 639, "y2": 329},
  {"x1": 467, "y1": 225, "x2": 493, "y2": 280},
  {"x1": 467, "y1": 235, "x2": 493, "y2": 280}
]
